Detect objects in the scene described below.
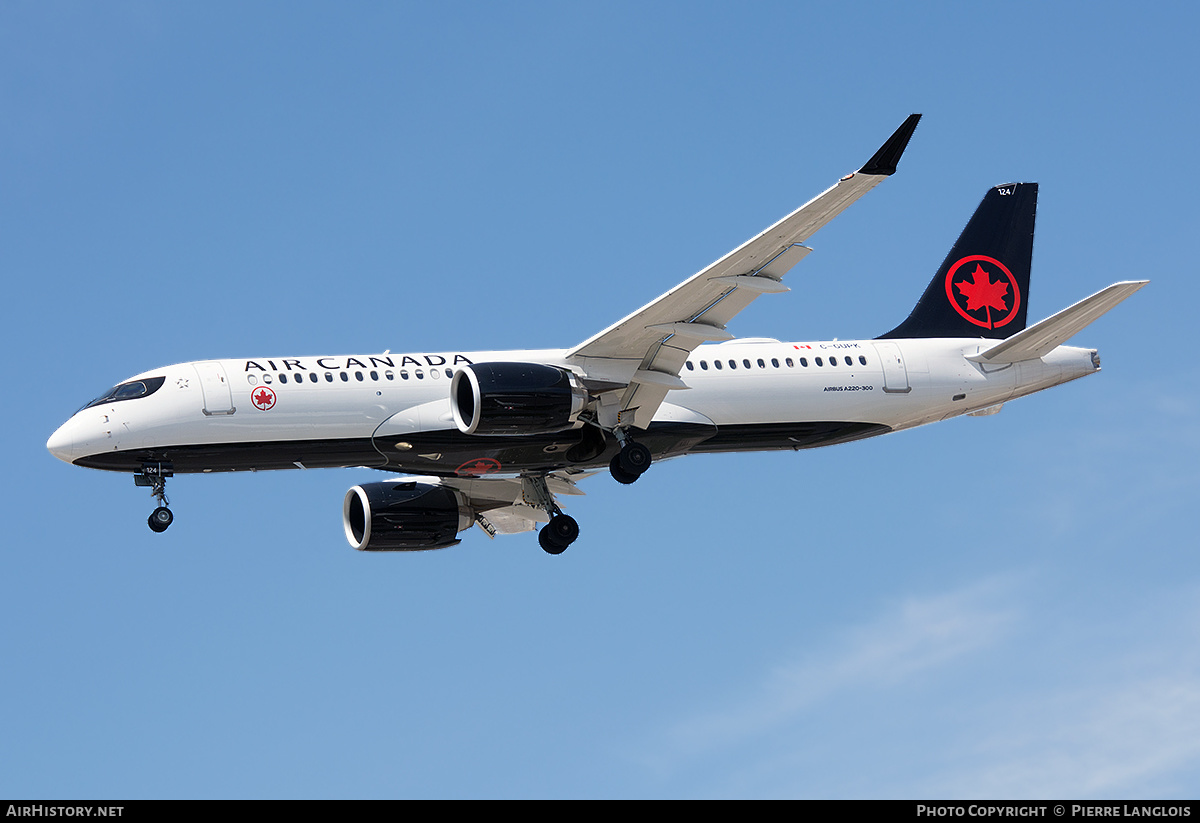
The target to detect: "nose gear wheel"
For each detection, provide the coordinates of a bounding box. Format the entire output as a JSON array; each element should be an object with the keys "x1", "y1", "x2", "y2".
[{"x1": 149, "y1": 506, "x2": 174, "y2": 533}]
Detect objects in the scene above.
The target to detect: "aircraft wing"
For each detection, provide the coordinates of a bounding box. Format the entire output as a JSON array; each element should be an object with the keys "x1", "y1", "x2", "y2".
[{"x1": 566, "y1": 114, "x2": 921, "y2": 429}]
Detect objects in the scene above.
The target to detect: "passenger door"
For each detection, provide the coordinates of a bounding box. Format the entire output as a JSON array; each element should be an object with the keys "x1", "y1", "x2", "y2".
[
  {"x1": 193, "y1": 361, "x2": 235, "y2": 415},
  {"x1": 872, "y1": 342, "x2": 911, "y2": 394}
]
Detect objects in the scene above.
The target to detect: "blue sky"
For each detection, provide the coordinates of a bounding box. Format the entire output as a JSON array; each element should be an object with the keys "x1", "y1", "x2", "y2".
[{"x1": 3, "y1": 1, "x2": 1198, "y2": 799}]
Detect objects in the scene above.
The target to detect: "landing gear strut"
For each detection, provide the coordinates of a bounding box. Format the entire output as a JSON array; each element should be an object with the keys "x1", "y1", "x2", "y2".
[
  {"x1": 524, "y1": 475, "x2": 580, "y2": 555},
  {"x1": 135, "y1": 463, "x2": 174, "y2": 533}
]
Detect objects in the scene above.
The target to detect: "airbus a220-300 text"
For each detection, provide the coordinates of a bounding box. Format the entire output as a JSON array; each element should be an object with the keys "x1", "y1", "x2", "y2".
[{"x1": 47, "y1": 115, "x2": 1146, "y2": 554}]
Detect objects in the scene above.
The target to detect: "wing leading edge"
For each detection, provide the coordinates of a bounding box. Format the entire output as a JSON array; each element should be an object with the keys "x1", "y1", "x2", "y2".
[{"x1": 566, "y1": 114, "x2": 922, "y2": 429}]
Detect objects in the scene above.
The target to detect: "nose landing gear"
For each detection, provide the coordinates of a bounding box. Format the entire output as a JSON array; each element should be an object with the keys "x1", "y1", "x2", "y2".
[{"x1": 135, "y1": 463, "x2": 174, "y2": 533}]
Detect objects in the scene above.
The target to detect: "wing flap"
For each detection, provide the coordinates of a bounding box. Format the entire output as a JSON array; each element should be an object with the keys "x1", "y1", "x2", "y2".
[{"x1": 479, "y1": 505, "x2": 547, "y2": 535}]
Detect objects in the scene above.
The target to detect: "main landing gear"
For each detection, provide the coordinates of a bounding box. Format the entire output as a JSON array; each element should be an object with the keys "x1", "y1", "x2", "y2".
[
  {"x1": 524, "y1": 475, "x2": 580, "y2": 555},
  {"x1": 135, "y1": 463, "x2": 174, "y2": 533},
  {"x1": 608, "y1": 431, "x2": 652, "y2": 485},
  {"x1": 538, "y1": 512, "x2": 580, "y2": 555},
  {"x1": 536, "y1": 431, "x2": 651, "y2": 553}
]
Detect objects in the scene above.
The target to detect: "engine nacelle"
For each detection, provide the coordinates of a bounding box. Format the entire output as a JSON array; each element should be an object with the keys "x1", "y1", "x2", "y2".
[
  {"x1": 343, "y1": 481, "x2": 473, "y2": 551},
  {"x1": 450, "y1": 362, "x2": 587, "y2": 436}
]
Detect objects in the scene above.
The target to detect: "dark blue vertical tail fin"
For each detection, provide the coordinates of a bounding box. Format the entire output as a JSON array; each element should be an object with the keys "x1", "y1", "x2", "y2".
[{"x1": 878, "y1": 182, "x2": 1037, "y2": 340}]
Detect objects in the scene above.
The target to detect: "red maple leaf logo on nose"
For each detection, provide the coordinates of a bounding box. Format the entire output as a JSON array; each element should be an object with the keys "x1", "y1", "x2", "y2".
[
  {"x1": 956, "y1": 264, "x2": 1010, "y2": 314},
  {"x1": 252, "y1": 387, "x2": 276, "y2": 410}
]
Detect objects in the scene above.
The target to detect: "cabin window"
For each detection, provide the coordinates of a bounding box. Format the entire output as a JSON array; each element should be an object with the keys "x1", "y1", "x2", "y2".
[
  {"x1": 340, "y1": 372, "x2": 349, "y2": 382},
  {"x1": 785, "y1": 358, "x2": 794, "y2": 367},
  {"x1": 728, "y1": 360, "x2": 736, "y2": 369},
  {"x1": 757, "y1": 359, "x2": 765, "y2": 368},
  {"x1": 279, "y1": 374, "x2": 288, "y2": 384},
  {"x1": 370, "y1": 370, "x2": 379, "y2": 381},
  {"x1": 799, "y1": 357, "x2": 808, "y2": 367},
  {"x1": 859, "y1": 355, "x2": 867, "y2": 365},
  {"x1": 445, "y1": 368, "x2": 453, "y2": 378},
  {"x1": 771, "y1": 358, "x2": 779, "y2": 368},
  {"x1": 685, "y1": 361, "x2": 694, "y2": 371},
  {"x1": 416, "y1": 370, "x2": 425, "y2": 379},
  {"x1": 844, "y1": 356, "x2": 853, "y2": 366},
  {"x1": 385, "y1": 370, "x2": 394, "y2": 380},
  {"x1": 815, "y1": 357, "x2": 823, "y2": 366},
  {"x1": 714, "y1": 360, "x2": 723, "y2": 370},
  {"x1": 700, "y1": 361, "x2": 708, "y2": 370}
]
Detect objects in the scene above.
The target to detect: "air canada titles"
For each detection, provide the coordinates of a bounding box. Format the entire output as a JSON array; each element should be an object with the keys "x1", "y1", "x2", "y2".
[{"x1": 243, "y1": 353, "x2": 476, "y2": 372}]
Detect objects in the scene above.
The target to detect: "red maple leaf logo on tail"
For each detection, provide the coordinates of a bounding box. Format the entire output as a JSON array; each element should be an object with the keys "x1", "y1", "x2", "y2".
[
  {"x1": 957, "y1": 264, "x2": 1010, "y2": 315},
  {"x1": 945, "y1": 255, "x2": 1020, "y2": 330}
]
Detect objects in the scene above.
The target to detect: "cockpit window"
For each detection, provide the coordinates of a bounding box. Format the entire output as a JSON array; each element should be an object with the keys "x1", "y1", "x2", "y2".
[{"x1": 82, "y1": 376, "x2": 166, "y2": 410}]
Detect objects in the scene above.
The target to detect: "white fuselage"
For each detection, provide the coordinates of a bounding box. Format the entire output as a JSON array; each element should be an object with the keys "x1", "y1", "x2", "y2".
[{"x1": 46, "y1": 337, "x2": 1099, "y2": 476}]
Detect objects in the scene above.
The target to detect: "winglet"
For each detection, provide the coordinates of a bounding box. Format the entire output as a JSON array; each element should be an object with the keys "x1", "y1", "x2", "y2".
[{"x1": 859, "y1": 114, "x2": 921, "y2": 176}]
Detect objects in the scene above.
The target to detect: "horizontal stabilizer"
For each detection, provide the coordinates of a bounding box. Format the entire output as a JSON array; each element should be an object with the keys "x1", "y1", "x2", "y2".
[{"x1": 967, "y1": 280, "x2": 1148, "y2": 363}]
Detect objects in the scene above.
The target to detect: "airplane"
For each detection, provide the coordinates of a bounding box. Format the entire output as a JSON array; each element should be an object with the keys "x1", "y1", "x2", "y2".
[{"x1": 46, "y1": 114, "x2": 1147, "y2": 555}]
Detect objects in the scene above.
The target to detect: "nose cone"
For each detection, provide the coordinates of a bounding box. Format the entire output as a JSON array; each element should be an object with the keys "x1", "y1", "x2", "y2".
[{"x1": 47, "y1": 417, "x2": 82, "y2": 463}]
